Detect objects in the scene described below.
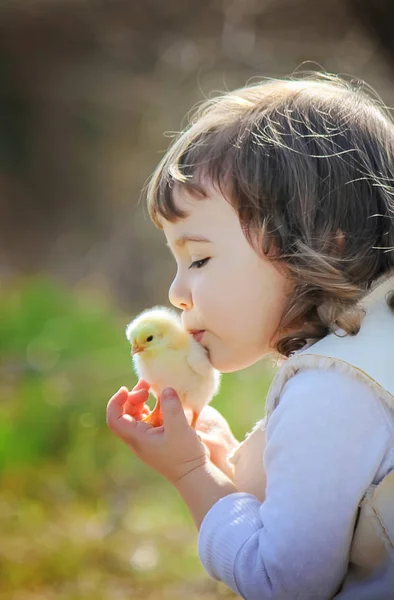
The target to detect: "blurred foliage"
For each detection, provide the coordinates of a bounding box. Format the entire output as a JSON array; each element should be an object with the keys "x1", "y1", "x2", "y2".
[{"x1": 0, "y1": 277, "x2": 274, "y2": 599}]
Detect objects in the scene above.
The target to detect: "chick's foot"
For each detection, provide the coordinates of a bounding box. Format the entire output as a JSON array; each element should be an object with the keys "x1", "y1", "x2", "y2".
[{"x1": 141, "y1": 399, "x2": 163, "y2": 427}]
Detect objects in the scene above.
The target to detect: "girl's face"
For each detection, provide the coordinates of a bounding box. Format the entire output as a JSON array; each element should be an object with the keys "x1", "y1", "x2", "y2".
[{"x1": 162, "y1": 184, "x2": 293, "y2": 372}]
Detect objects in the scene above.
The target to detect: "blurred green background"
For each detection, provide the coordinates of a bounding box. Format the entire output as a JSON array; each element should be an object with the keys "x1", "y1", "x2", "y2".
[
  {"x1": 0, "y1": 276, "x2": 273, "y2": 599},
  {"x1": 1, "y1": 1, "x2": 394, "y2": 598}
]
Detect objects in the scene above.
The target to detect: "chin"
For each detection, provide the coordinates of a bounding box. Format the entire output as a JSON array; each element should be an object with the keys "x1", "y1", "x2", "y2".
[{"x1": 208, "y1": 349, "x2": 265, "y2": 373}]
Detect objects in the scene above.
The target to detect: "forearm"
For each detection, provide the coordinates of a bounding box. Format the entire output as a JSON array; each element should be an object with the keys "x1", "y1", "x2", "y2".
[{"x1": 175, "y1": 461, "x2": 238, "y2": 529}]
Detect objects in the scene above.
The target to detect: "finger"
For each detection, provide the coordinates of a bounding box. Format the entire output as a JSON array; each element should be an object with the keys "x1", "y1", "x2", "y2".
[
  {"x1": 200, "y1": 440, "x2": 211, "y2": 459},
  {"x1": 193, "y1": 431, "x2": 211, "y2": 457},
  {"x1": 160, "y1": 388, "x2": 190, "y2": 438},
  {"x1": 122, "y1": 387, "x2": 149, "y2": 418},
  {"x1": 196, "y1": 430, "x2": 218, "y2": 448},
  {"x1": 195, "y1": 420, "x2": 215, "y2": 434},
  {"x1": 113, "y1": 413, "x2": 154, "y2": 442},
  {"x1": 107, "y1": 387, "x2": 129, "y2": 427},
  {"x1": 126, "y1": 388, "x2": 149, "y2": 406},
  {"x1": 136, "y1": 406, "x2": 150, "y2": 419},
  {"x1": 133, "y1": 379, "x2": 150, "y2": 392},
  {"x1": 125, "y1": 405, "x2": 149, "y2": 421},
  {"x1": 123, "y1": 396, "x2": 148, "y2": 418},
  {"x1": 124, "y1": 397, "x2": 151, "y2": 420}
]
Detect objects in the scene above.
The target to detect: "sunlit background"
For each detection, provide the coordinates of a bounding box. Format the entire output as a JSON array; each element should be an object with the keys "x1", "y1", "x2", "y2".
[{"x1": 1, "y1": 1, "x2": 394, "y2": 598}]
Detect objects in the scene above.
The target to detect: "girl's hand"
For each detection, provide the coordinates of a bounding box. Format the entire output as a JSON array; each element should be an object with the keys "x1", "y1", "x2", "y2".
[
  {"x1": 106, "y1": 386, "x2": 209, "y2": 485},
  {"x1": 191, "y1": 406, "x2": 239, "y2": 480},
  {"x1": 119, "y1": 381, "x2": 239, "y2": 480}
]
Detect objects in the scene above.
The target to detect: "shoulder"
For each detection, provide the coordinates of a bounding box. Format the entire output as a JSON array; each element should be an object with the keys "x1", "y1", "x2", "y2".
[
  {"x1": 267, "y1": 367, "x2": 391, "y2": 441},
  {"x1": 281, "y1": 367, "x2": 365, "y2": 399},
  {"x1": 264, "y1": 368, "x2": 392, "y2": 491}
]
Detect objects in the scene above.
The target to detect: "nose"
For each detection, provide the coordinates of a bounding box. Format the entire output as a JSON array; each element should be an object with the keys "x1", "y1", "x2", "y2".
[{"x1": 168, "y1": 271, "x2": 192, "y2": 311}]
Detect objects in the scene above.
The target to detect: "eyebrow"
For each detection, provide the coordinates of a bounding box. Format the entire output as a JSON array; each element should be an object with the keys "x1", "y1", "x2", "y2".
[
  {"x1": 181, "y1": 181, "x2": 208, "y2": 198},
  {"x1": 167, "y1": 234, "x2": 212, "y2": 248}
]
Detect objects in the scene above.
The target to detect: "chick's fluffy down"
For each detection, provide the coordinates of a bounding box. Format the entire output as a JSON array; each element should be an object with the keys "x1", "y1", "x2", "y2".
[{"x1": 125, "y1": 306, "x2": 220, "y2": 416}]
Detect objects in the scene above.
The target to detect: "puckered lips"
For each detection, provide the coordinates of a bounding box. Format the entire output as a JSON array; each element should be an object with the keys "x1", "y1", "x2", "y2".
[{"x1": 189, "y1": 330, "x2": 205, "y2": 343}]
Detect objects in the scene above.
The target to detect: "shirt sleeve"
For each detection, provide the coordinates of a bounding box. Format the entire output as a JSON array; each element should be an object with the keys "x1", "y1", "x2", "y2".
[{"x1": 198, "y1": 368, "x2": 391, "y2": 600}]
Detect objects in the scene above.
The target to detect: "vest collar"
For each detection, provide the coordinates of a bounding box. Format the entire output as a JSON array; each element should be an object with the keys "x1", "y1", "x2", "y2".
[{"x1": 266, "y1": 269, "x2": 394, "y2": 418}]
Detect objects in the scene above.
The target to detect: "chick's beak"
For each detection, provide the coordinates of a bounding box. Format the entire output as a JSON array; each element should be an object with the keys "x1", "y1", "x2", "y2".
[{"x1": 132, "y1": 344, "x2": 145, "y2": 355}]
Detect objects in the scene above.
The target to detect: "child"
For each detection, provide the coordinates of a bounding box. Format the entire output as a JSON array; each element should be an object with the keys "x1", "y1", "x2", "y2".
[{"x1": 106, "y1": 74, "x2": 394, "y2": 599}]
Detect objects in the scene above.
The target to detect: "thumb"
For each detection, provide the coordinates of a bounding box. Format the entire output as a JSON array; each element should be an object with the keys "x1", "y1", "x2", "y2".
[{"x1": 160, "y1": 388, "x2": 189, "y2": 434}]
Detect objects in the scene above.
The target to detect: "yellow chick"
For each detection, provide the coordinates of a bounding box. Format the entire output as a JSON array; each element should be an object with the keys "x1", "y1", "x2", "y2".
[{"x1": 125, "y1": 306, "x2": 220, "y2": 429}]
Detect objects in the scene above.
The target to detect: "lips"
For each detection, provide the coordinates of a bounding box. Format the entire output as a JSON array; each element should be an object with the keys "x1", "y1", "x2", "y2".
[{"x1": 190, "y1": 330, "x2": 205, "y2": 343}]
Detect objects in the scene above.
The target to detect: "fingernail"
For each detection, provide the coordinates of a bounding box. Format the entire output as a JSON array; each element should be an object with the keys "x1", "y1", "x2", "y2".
[{"x1": 162, "y1": 387, "x2": 176, "y2": 399}]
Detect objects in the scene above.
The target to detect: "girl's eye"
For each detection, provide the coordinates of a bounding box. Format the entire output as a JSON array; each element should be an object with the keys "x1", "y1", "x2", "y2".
[
  {"x1": 189, "y1": 258, "x2": 210, "y2": 270},
  {"x1": 146, "y1": 335, "x2": 154, "y2": 342}
]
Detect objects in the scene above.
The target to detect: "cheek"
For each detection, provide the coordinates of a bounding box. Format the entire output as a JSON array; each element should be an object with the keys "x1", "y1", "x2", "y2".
[
  {"x1": 220, "y1": 269, "x2": 288, "y2": 343},
  {"x1": 192, "y1": 273, "x2": 221, "y2": 313},
  {"x1": 193, "y1": 257, "x2": 290, "y2": 344}
]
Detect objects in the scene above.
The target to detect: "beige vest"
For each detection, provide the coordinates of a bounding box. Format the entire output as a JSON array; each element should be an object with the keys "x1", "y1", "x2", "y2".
[{"x1": 229, "y1": 271, "x2": 394, "y2": 598}]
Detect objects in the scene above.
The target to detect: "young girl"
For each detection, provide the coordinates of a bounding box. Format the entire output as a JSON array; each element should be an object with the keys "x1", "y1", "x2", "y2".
[{"x1": 107, "y1": 74, "x2": 394, "y2": 599}]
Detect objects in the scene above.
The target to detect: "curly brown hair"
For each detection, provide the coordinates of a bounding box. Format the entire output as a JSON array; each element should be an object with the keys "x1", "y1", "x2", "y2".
[{"x1": 145, "y1": 74, "x2": 394, "y2": 357}]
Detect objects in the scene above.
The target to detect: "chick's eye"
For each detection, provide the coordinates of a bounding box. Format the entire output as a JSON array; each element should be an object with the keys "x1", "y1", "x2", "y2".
[
  {"x1": 146, "y1": 335, "x2": 154, "y2": 342},
  {"x1": 189, "y1": 258, "x2": 210, "y2": 270}
]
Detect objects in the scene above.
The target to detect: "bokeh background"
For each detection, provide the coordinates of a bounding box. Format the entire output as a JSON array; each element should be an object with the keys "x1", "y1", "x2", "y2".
[{"x1": 1, "y1": 1, "x2": 394, "y2": 598}]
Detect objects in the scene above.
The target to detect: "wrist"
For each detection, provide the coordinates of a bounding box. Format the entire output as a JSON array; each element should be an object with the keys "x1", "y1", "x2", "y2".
[
  {"x1": 171, "y1": 455, "x2": 209, "y2": 486},
  {"x1": 174, "y1": 460, "x2": 238, "y2": 529}
]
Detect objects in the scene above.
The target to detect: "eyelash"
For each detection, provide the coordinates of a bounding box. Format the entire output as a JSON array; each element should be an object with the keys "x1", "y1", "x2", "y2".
[{"x1": 189, "y1": 258, "x2": 210, "y2": 269}]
